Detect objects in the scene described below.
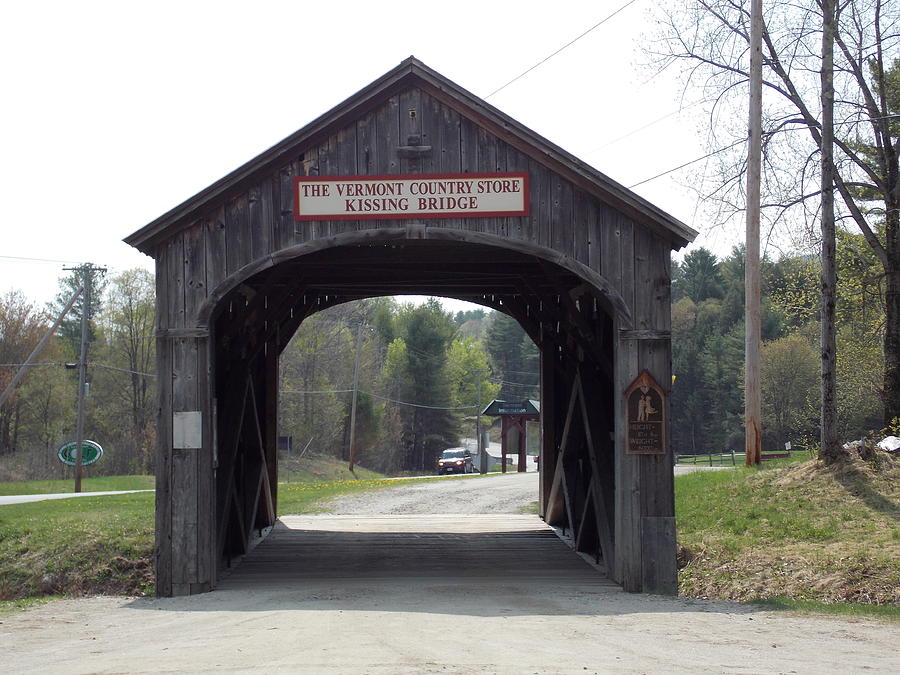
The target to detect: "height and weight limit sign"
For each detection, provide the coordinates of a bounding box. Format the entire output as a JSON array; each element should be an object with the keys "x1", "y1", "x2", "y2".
[{"x1": 294, "y1": 173, "x2": 529, "y2": 221}]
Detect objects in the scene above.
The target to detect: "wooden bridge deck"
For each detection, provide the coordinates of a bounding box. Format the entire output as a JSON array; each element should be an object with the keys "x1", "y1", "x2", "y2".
[{"x1": 217, "y1": 514, "x2": 612, "y2": 590}]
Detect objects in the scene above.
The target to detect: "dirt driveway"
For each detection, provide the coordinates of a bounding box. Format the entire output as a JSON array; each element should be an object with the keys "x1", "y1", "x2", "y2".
[{"x1": 3, "y1": 473, "x2": 897, "y2": 674}]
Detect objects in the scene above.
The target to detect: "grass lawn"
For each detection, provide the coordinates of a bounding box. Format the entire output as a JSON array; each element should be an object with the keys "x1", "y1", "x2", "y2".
[
  {"x1": 676, "y1": 453, "x2": 899, "y2": 611},
  {"x1": 0, "y1": 492, "x2": 155, "y2": 600},
  {"x1": 277, "y1": 455, "x2": 384, "y2": 484}
]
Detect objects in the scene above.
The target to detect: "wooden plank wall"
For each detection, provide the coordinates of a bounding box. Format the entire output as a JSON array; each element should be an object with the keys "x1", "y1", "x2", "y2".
[
  {"x1": 613, "y1": 227, "x2": 676, "y2": 593},
  {"x1": 152, "y1": 83, "x2": 677, "y2": 596}
]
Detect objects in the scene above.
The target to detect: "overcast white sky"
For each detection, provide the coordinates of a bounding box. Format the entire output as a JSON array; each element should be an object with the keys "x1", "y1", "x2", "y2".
[{"x1": 0, "y1": 0, "x2": 741, "y2": 310}]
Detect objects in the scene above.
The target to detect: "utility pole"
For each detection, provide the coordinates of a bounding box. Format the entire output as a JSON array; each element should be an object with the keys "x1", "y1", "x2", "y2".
[
  {"x1": 347, "y1": 323, "x2": 364, "y2": 473},
  {"x1": 65, "y1": 263, "x2": 104, "y2": 492},
  {"x1": 476, "y1": 373, "x2": 483, "y2": 470},
  {"x1": 820, "y1": 0, "x2": 838, "y2": 461},
  {"x1": 473, "y1": 368, "x2": 487, "y2": 473},
  {"x1": 744, "y1": 0, "x2": 763, "y2": 466}
]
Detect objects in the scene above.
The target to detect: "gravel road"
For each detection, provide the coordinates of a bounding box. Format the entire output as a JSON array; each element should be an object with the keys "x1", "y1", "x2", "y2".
[
  {"x1": 323, "y1": 471, "x2": 538, "y2": 515},
  {"x1": 3, "y1": 469, "x2": 898, "y2": 674}
]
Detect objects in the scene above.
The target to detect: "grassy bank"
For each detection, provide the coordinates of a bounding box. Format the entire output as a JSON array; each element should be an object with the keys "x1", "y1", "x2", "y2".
[
  {"x1": 278, "y1": 455, "x2": 384, "y2": 483},
  {"x1": 0, "y1": 492, "x2": 155, "y2": 601},
  {"x1": 676, "y1": 453, "x2": 899, "y2": 610},
  {"x1": 0, "y1": 460, "x2": 434, "y2": 601}
]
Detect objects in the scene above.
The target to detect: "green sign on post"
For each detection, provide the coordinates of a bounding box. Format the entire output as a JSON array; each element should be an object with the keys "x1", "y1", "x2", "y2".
[{"x1": 57, "y1": 439, "x2": 103, "y2": 466}]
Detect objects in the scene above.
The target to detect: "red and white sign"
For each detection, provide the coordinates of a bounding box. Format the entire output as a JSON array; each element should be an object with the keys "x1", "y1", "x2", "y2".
[{"x1": 294, "y1": 173, "x2": 529, "y2": 221}]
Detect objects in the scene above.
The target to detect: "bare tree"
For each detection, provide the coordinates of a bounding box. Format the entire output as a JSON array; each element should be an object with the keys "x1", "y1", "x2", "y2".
[
  {"x1": 99, "y1": 269, "x2": 156, "y2": 471},
  {"x1": 653, "y1": 0, "x2": 900, "y2": 430},
  {"x1": 0, "y1": 291, "x2": 50, "y2": 455}
]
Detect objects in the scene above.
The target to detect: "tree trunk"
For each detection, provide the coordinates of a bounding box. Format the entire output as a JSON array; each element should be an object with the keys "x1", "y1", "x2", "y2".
[{"x1": 885, "y1": 262, "x2": 900, "y2": 427}]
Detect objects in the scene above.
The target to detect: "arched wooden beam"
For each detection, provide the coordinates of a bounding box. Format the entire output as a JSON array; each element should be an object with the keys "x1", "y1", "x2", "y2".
[{"x1": 195, "y1": 228, "x2": 632, "y2": 330}]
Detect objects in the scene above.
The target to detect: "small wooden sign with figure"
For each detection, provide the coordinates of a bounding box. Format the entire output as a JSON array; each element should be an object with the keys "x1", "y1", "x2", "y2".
[{"x1": 625, "y1": 370, "x2": 666, "y2": 455}]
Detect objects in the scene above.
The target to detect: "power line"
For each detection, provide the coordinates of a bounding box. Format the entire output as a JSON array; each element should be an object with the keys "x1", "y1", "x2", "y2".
[
  {"x1": 627, "y1": 112, "x2": 900, "y2": 190},
  {"x1": 0, "y1": 361, "x2": 154, "y2": 378},
  {"x1": 502, "y1": 368, "x2": 541, "y2": 376},
  {"x1": 0, "y1": 254, "x2": 83, "y2": 264},
  {"x1": 628, "y1": 138, "x2": 746, "y2": 189},
  {"x1": 92, "y1": 363, "x2": 156, "y2": 378},
  {"x1": 586, "y1": 100, "x2": 706, "y2": 153},
  {"x1": 282, "y1": 388, "x2": 354, "y2": 395},
  {"x1": 365, "y1": 390, "x2": 478, "y2": 411},
  {"x1": 0, "y1": 362, "x2": 66, "y2": 368},
  {"x1": 485, "y1": 0, "x2": 642, "y2": 99},
  {"x1": 489, "y1": 379, "x2": 539, "y2": 389},
  {"x1": 280, "y1": 387, "x2": 478, "y2": 411}
]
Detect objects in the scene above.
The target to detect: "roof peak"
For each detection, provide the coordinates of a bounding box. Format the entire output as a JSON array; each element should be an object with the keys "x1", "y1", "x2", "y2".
[{"x1": 126, "y1": 58, "x2": 696, "y2": 254}]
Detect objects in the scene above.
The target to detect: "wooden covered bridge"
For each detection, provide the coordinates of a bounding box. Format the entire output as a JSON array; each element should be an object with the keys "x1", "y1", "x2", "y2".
[{"x1": 125, "y1": 57, "x2": 696, "y2": 597}]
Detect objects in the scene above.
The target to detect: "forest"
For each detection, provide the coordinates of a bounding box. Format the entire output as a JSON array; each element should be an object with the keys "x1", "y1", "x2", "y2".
[
  {"x1": 0, "y1": 220, "x2": 887, "y2": 479},
  {"x1": 0, "y1": 271, "x2": 541, "y2": 478}
]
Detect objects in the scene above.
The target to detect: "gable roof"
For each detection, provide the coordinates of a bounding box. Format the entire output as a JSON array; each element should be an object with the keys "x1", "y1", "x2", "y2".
[{"x1": 125, "y1": 57, "x2": 697, "y2": 254}]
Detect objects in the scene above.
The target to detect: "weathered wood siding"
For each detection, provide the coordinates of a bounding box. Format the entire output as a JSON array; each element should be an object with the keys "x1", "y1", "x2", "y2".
[
  {"x1": 154, "y1": 88, "x2": 637, "y2": 300},
  {"x1": 152, "y1": 83, "x2": 677, "y2": 596}
]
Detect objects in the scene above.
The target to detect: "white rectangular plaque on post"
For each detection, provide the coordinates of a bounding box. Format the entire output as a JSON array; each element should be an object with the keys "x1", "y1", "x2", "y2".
[{"x1": 173, "y1": 411, "x2": 202, "y2": 449}]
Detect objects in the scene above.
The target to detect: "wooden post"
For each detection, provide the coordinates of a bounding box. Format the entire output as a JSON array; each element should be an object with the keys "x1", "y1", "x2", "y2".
[
  {"x1": 500, "y1": 416, "x2": 508, "y2": 473},
  {"x1": 745, "y1": 0, "x2": 763, "y2": 466},
  {"x1": 820, "y1": 0, "x2": 839, "y2": 460},
  {"x1": 539, "y1": 344, "x2": 557, "y2": 518},
  {"x1": 516, "y1": 418, "x2": 527, "y2": 472},
  {"x1": 614, "y1": 324, "x2": 641, "y2": 590}
]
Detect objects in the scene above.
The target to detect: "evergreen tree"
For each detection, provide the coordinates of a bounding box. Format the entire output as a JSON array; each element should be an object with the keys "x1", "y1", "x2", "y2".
[
  {"x1": 387, "y1": 300, "x2": 459, "y2": 471},
  {"x1": 485, "y1": 312, "x2": 538, "y2": 401},
  {"x1": 48, "y1": 265, "x2": 107, "y2": 359}
]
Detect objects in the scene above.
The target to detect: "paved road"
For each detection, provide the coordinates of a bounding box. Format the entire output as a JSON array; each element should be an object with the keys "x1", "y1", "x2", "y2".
[{"x1": 0, "y1": 489, "x2": 153, "y2": 505}]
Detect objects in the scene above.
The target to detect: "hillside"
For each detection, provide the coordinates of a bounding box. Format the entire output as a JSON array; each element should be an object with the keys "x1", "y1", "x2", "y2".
[{"x1": 676, "y1": 452, "x2": 899, "y2": 606}]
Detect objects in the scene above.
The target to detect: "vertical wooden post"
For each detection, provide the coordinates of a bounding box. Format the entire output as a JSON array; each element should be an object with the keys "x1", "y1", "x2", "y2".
[
  {"x1": 614, "y1": 324, "x2": 641, "y2": 590},
  {"x1": 820, "y1": 0, "x2": 839, "y2": 460},
  {"x1": 516, "y1": 418, "x2": 527, "y2": 472},
  {"x1": 539, "y1": 344, "x2": 557, "y2": 518},
  {"x1": 500, "y1": 416, "x2": 508, "y2": 473},
  {"x1": 171, "y1": 336, "x2": 201, "y2": 596},
  {"x1": 745, "y1": 0, "x2": 763, "y2": 466},
  {"x1": 265, "y1": 333, "x2": 280, "y2": 513},
  {"x1": 155, "y1": 327, "x2": 173, "y2": 596},
  {"x1": 196, "y1": 335, "x2": 215, "y2": 593},
  {"x1": 637, "y1": 339, "x2": 677, "y2": 595}
]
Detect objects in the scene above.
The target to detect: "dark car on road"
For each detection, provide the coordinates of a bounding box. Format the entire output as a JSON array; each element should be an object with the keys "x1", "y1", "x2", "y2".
[{"x1": 436, "y1": 448, "x2": 474, "y2": 475}]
